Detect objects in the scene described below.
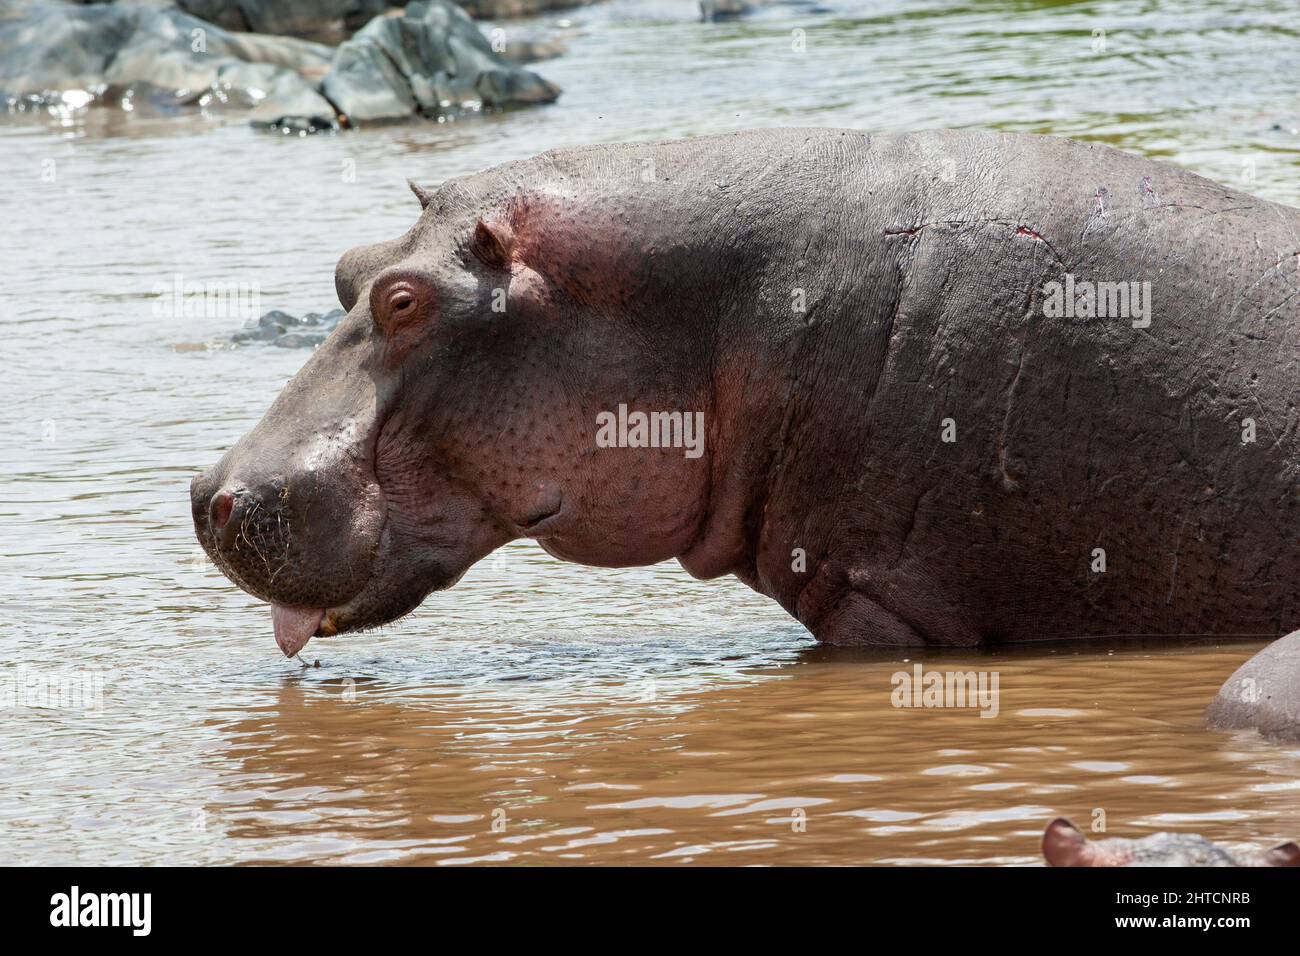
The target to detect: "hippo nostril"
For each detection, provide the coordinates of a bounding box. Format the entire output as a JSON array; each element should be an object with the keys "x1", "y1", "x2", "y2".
[
  {"x1": 210, "y1": 491, "x2": 235, "y2": 531},
  {"x1": 210, "y1": 489, "x2": 250, "y2": 549}
]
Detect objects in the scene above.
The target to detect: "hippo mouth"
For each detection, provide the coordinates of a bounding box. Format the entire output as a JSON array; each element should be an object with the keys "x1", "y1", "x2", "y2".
[
  {"x1": 193, "y1": 476, "x2": 396, "y2": 658},
  {"x1": 263, "y1": 503, "x2": 497, "y2": 657}
]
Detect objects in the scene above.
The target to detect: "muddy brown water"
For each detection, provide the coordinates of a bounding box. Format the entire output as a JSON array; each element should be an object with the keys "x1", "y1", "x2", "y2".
[{"x1": 1, "y1": 0, "x2": 1298, "y2": 864}]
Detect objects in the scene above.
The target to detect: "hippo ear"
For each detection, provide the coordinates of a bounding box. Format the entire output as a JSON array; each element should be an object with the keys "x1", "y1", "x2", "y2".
[
  {"x1": 1042, "y1": 818, "x2": 1094, "y2": 867},
  {"x1": 1263, "y1": 842, "x2": 1300, "y2": 866},
  {"x1": 408, "y1": 179, "x2": 433, "y2": 210},
  {"x1": 472, "y1": 218, "x2": 514, "y2": 271}
]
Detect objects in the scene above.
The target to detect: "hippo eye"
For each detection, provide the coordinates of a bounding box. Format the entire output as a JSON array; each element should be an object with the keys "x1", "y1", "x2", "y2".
[
  {"x1": 370, "y1": 276, "x2": 430, "y2": 333},
  {"x1": 390, "y1": 288, "x2": 416, "y2": 318}
]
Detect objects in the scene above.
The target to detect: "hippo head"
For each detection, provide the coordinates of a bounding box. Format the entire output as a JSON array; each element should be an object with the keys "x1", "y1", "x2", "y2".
[
  {"x1": 191, "y1": 180, "x2": 715, "y2": 655},
  {"x1": 1041, "y1": 817, "x2": 1300, "y2": 867}
]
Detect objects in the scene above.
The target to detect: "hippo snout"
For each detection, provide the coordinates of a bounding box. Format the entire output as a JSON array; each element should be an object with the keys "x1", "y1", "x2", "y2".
[
  {"x1": 189, "y1": 426, "x2": 388, "y2": 656},
  {"x1": 191, "y1": 475, "x2": 293, "y2": 559},
  {"x1": 190, "y1": 471, "x2": 272, "y2": 559},
  {"x1": 189, "y1": 469, "x2": 231, "y2": 547}
]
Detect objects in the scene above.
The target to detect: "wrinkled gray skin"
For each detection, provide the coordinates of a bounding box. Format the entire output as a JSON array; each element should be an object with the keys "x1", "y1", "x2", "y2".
[
  {"x1": 191, "y1": 128, "x2": 1300, "y2": 657},
  {"x1": 1042, "y1": 818, "x2": 1300, "y2": 867},
  {"x1": 1207, "y1": 629, "x2": 1300, "y2": 739}
]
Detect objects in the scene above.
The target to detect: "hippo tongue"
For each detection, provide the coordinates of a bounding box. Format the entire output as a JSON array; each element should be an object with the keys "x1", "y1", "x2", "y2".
[{"x1": 272, "y1": 605, "x2": 324, "y2": 657}]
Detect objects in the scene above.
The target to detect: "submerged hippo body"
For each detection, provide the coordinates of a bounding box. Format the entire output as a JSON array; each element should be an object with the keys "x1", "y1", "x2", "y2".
[
  {"x1": 191, "y1": 128, "x2": 1300, "y2": 655},
  {"x1": 1207, "y1": 629, "x2": 1300, "y2": 739}
]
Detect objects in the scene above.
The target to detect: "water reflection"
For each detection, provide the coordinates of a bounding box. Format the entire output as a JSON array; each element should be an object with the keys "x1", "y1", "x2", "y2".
[{"x1": 187, "y1": 641, "x2": 1300, "y2": 866}]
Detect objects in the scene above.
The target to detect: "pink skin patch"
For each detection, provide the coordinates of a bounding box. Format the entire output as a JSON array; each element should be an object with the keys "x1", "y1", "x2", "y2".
[{"x1": 272, "y1": 605, "x2": 324, "y2": 657}]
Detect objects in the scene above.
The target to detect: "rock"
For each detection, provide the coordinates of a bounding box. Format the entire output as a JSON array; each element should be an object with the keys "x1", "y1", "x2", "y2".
[
  {"x1": 0, "y1": 1, "x2": 332, "y2": 102},
  {"x1": 493, "y1": 37, "x2": 566, "y2": 64},
  {"x1": 457, "y1": 0, "x2": 601, "y2": 18},
  {"x1": 210, "y1": 31, "x2": 335, "y2": 75},
  {"x1": 174, "y1": 0, "x2": 390, "y2": 38},
  {"x1": 700, "y1": 0, "x2": 764, "y2": 19},
  {"x1": 322, "y1": 33, "x2": 417, "y2": 122},
  {"x1": 217, "y1": 61, "x2": 338, "y2": 131},
  {"x1": 1206, "y1": 630, "x2": 1300, "y2": 741},
  {"x1": 231, "y1": 307, "x2": 345, "y2": 346},
  {"x1": 699, "y1": 0, "x2": 828, "y2": 20},
  {"x1": 475, "y1": 64, "x2": 559, "y2": 106},
  {"x1": 274, "y1": 331, "x2": 330, "y2": 347},
  {"x1": 318, "y1": 0, "x2": 559, "y2": 127},
  {"x1": 0, "y1": 1, "x2": 142, "y2": 94},
  {"x1": 1, "y1": 1, "x2": 560, "y2": 131}
]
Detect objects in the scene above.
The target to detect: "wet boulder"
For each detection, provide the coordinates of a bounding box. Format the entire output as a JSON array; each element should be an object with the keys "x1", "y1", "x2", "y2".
[
  {"x1": 700, "y1": 0, "x2": 828, "y2": 20},
  {"x1": 2, "y1": 1, "x2": 560, "y2": 131},
  {"x1": 1206, "y1": 629, "x2": 1300, "y2": 741},
  {"x1": 457, "y1": 0, "x2": 602, "y2": 18},
  {"x1": 175, "y1": 0, "x2": 390, "y2": 38},
  {"x1": 231, "y1": 307, "x2": 346, "y2": 347},
  {"x1": 322, "y1": 31, "x2": 417, "y2": 122},
  {"x1": 319, "y1": 0, "x2": 559, "y2": 126},
  {"x1": 215, "y1": 61, "x2": 338, "y2": 131},
  {"x1": 0, "y1": 1, "x2": 332, "y2": 102},
  {"x1": 494, "y1": 37, "x2": 567, "y2": 64},
  {"x1": 700, "y1": 0, "x2": 765, "y2": 19}
]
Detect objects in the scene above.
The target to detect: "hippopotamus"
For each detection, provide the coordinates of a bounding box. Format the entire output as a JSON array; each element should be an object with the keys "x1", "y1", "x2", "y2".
[
  {"x1": 190, "y1": 128, "x2": 1299, "y2": 659},
  {"x1": 1207, "y1": 629, "x2": 1300, "y2": 739},
  {"x1": 1042, "y1": 818, "x2": 1300, "y2": 867}
]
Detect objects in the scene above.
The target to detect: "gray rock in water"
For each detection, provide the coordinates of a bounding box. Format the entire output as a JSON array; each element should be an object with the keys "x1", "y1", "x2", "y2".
[
  {"x1": 475, "y1": 63, "x2": 560, "y2": 106},
  {"x1": 700, "y1": 0, "x2": 766, "y2": 19},
  {"x1": 0, "y1": 1, "x2": 333, "y2": 108},
  {"x1": 216, "y1": 61, "x2": 338, "y2": 131},
  {"x1": 457, "y1": 0, "x2": 601, "y2": 18},
  {"x1": 175, "y1": 0, "x2": 390, "y2": 38},
  {"x1": 1206, "y1": 629, "x2": 1300, "y2": 741},
  {"x1": 700, "y1": 0, "x2": 828, "y2": 20},
  {"x1": 322, "y1": 33, "x2": 418, "y2": 122},
  {"x1": 494, "y1": 37, "x2": 567, "y2": 65},
  {"x1": 2, "y1": 1, "x2": 559, "y2": 131},
  {"x1": 231, "y1": 307, "x2": 346, "y2": 347},
  {"x1": 319, "y1": 1, "x2": 559, "y2": 126}
]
